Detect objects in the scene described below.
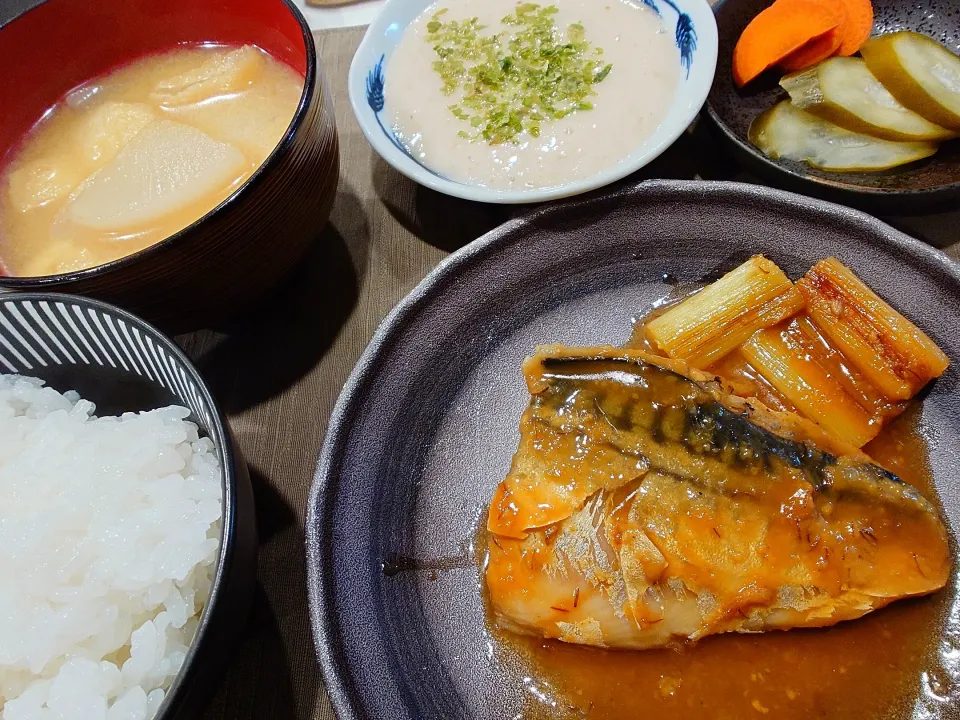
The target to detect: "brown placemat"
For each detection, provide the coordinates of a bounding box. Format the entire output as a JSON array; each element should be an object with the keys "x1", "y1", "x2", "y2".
[
  {"x1": 180, "y1": 26, "x2": 960, "y2": 720},
  {"x1": 180, "y1": 26, "x2": 509, "y2": 720}
]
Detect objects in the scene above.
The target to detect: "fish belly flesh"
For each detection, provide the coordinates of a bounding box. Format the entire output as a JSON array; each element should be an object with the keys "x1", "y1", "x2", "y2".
[{"x1": 485, "y1": 346, "x2": 951, "y2": 649}]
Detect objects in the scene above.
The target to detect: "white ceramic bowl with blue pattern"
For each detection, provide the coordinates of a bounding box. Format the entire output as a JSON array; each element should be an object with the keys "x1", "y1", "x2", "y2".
[{"x1": 349, "y1": 0, "x2": 717, "y2": 203}]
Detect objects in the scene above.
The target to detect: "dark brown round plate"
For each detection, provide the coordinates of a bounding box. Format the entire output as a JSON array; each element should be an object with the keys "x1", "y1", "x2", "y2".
[
  {"x1": 706, "y1": 0, "x2": 960, "y2": 215},
  {"x1": 307, "y1": 180, "x2": 960, "y2": 720}
]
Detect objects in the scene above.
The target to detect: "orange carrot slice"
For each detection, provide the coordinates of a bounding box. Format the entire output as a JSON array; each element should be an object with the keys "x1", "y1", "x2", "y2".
[
  {"x1": 779, "y1": 0, "x2": 846, "y2": 72},
  {"x1": 733, "y1": 0, "x2": 841, "y2": 87},
  {"x1": 780, "y1": 28, "x2": 843, "y2": 72},
  {"x1": 780, "y1": 0, "x2": 873, "y2": 70},
  {"x1": 835, "y1": 0, "x2": 874, "y2": 55}
]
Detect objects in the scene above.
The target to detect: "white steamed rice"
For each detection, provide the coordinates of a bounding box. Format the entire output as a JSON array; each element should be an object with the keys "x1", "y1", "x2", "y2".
[{"x1": 0, "y1": 374, "x2": 223, "y2": 720}]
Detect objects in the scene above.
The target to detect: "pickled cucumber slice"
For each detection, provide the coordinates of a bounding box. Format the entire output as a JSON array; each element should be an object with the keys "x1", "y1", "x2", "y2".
[
  {"x1": 781, "y1": 57, "x2": 955, "y2": 141},
  {"x1": 861, "y1": 31, "x2": 960, "y2": 131},
  {"x1": 749, "y1": 101, "x2": 938, "y2": 172}
]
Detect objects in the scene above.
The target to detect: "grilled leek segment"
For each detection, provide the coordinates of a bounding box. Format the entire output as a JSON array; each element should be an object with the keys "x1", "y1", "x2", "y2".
[
  {"x1": 790, "y1": 315, "x2": 904, "y2": 423},
  {"x1": 742, "y1": 321, "x2": 880, "y2": 448},
  {"x1": 797, "y1": 258, "x2": 950, "y2": 400},
  {"x1": 641, "y1": 257, "x2": 948, "y2": 448},
  {"x1": 644, "y1": 256, "x2": 802, "y2": 366},
  {"x1": 780, "y1": 57, "x2": 955, "y2": 141},
  {"x1": 861, "y1": 31, "x2": 960, "y2": 131},
  {"x1": 749, "y1": 101, "x2": 938, "y2": 171}
]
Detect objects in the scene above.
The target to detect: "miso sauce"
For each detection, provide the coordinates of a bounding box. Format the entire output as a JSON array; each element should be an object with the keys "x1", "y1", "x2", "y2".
[
  {"x1": 485, "y1": 301, "x2": 957, "y2": 718},
  {"x1": 492, "y1": 408, "x2": 957, "y2": 719}
]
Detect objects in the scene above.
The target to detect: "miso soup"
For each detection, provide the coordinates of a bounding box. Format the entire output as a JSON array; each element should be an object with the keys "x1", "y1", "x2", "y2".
[{"x1": 0, "y1": 44, "x2": 304, "y2": 277}]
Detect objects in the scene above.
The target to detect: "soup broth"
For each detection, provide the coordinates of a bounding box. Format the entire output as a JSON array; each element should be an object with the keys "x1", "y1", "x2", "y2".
[{"x1": 0, "y1": 44, "x2": 303, "y2": 277}]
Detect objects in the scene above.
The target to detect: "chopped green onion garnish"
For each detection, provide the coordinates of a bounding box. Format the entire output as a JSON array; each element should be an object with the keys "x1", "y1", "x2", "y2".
[{"x1": 425, "y1": 2, "x2": 612, "y2": 145}]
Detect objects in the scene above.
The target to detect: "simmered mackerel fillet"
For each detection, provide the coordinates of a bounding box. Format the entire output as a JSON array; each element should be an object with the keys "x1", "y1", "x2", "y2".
[{"x1": 486, "y1": 346, "x2": 950, "y2": 649}]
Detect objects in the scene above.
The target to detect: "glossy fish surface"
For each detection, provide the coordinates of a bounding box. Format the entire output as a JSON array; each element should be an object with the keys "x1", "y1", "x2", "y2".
[{"x1": 486, "y1": 346, "x2": 951, "y2": 650}]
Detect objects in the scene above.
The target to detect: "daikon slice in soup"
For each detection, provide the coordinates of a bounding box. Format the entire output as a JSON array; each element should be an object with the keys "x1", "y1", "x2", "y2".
[
  {"x1": 386, "y1": 0, "x2": 681, "y2": 190},
  {"x1": 0, "y1": 44, "x2": 304, "y2": 277}
]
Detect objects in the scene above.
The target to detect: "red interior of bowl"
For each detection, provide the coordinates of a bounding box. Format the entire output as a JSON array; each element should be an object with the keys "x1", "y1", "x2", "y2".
[{"x1": 0, "y1": 0, "x2": 308, "y2": 164}]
